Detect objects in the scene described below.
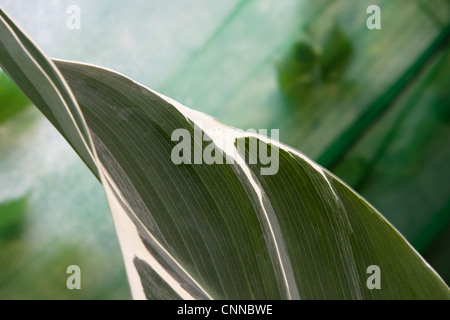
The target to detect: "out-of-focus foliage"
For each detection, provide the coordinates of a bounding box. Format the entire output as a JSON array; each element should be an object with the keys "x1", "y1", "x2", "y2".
[
  {"x1": 0, "y1": 83, "x2": 130, "y2": 300},
  {"x1": 277, "y1": 24, "x2": 353, "y2": 103},
  {"x1": 0, "y1": 72, "x2": 29, "y2": 123}
]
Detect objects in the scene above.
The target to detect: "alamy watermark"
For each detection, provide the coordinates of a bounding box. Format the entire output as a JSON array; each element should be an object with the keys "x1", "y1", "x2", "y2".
[
  {"x1": 366, "y1": 265, "x2": 381, "y2": 289},
  {"x1": 171, "y1": 123, "x2": 280, "y2": 175},
  {"x1": 66, "y1": 265, "x2": 81, "y2": 290},
  {"x1": 366, "y1": 5, "x2": 381, "y2": 30},
  {"x1": 66, "y1": 5, "x2": 81, "y2": 30}
]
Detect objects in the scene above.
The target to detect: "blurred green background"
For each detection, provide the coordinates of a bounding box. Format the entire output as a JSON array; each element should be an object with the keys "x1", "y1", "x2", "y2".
[{"x1": 0, "y1": 0, "x2": 449, "y2": 299}]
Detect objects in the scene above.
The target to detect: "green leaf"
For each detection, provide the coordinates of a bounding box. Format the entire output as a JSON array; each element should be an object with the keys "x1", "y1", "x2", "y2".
[
  {"x1": 1, "y1": 6, "x2": 449, "y2": 299},
  {"x1": 3, "y1": 2, "x2": 448, "y2": 279}
]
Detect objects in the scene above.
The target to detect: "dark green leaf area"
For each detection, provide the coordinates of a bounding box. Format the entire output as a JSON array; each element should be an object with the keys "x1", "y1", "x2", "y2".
[
  {"x1": 134, "y1": 257, "x2": 182, "y2": 300},
  {"x1": 240, "y1": 137, "x2": 450, "y2": 299},
  {"x1": 277, "y1": 24, "x2": 353, "y2": 104}
]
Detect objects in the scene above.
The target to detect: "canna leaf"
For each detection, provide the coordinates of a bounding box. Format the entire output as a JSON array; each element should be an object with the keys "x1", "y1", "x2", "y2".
[{"x1": 0, "y1": 6, "x2": 449, "y2": 299}]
